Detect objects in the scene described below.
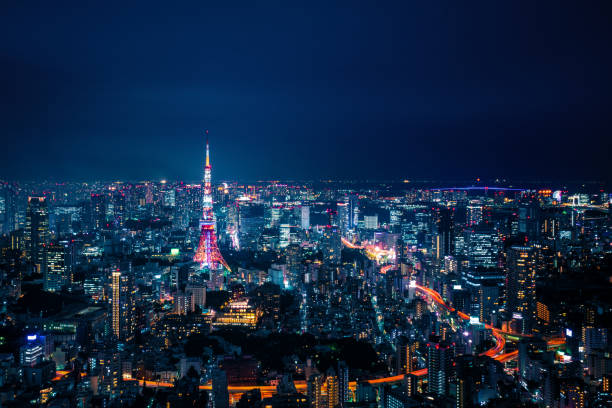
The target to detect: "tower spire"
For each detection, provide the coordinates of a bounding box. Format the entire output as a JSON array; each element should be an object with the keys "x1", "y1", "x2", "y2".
[
  {"x1": 205, "y1": 130, "x2": 210, "y2": 168},
  {"x1": 194, "y1": 133, "x2": 230, "y2": 273}
]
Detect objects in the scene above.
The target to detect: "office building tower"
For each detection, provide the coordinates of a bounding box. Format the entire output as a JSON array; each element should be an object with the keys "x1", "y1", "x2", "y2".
[
  {"x1": 174, "y1": 291, "x2": 193, "y2": 315},
  {"x1": 364, "y1": 214, "x2": 378, "y2": 230},
  {"x1": 91, "y1": 193, "x2": 107, "y2": 230},
  {"x1": 301, "y1": 205, "x2": 310, "y2": 230},
  {"x1": 186, "y1": 284, "x2": 207, "y2": 309},
  {"x1": 466, "y1": 200, "x2": 483, "y2": 226},
  {"x1": 0, "y1": 184, "x2": 17, "y2": 234},
  {"x1": 506, "y1": 246, "x2": 537, "y2": 334},
  {"x1": 397, "y1": 339, "x2": 416, "y2": 374},
  {"x1": 112, "y1": 192, "x2": 126, "y2": 227},
  {"x1": 44, "y1": 242, "x2": 71, "y2": 292},
  {"x1": 111, "y1": 268, "x2": 135, "y2": 342},
  {"x1": 321, "y1": 225, "x2": 341, "y2": 264},
  {"x1": 337, "y1": 202, "x2": 348, "y2": 236},
  {"x1": 427, "y1": 338, "x2": 454, "y2": 396},
  {"x1": 20, "y1": 335, "x2": 45, "y2": 367},
  {"x1": 465, "y1": 226, "x2": 501, "y2": 268},
  {"x1": 436, "y1": 207, "x2": 454, "y2": 257},
  {"x1": 346, "y1": 194, "x2": 358, "y2": 230},
  {"x1": 25, "y1": 196, "x2": 49, "y2": 272}
]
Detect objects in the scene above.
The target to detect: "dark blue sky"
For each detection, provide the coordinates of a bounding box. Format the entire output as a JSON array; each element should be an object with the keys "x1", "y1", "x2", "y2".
[{"x1": 1, "y1": 1, "x2": 611, "y2": 182}]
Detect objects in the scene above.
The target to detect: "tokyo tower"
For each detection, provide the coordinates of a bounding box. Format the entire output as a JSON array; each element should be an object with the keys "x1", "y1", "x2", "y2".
[{"x1": 193, "y1": 133, "x2": 230, "y2": 271}]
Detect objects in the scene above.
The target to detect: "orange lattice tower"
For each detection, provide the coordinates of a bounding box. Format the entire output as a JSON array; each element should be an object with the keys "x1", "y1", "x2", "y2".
[{"x1": 193, "y1": 132, "x2": 230, "y2": 271}]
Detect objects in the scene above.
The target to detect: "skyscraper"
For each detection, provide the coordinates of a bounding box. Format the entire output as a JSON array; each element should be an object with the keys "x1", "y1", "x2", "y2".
[
  {"x1": 25, "y1": 196, "x2": 49, "y2": 272},
  {"x1": 337, "y1": 202, "x2": 348, "y2": 236},
  {"x1": 91, "y1": 193, "x2": 107, "y2": 230},
  {"x1": 337, "y1": 361, "x2": 349, "y2": 407},
  {"x1": 436, "y1": 207, "x2": 454, "y2": 257},
  {"x1": 112, "y1": 192, "x2": 126, "y2": 227},
  {"x1": 300, "y1": 205, "x2": 310, "y2": 230},
  {"x1": 396, "y1": 339, "x2": 416, "y2": 374},
  {"x1": 321, "y1": 225, "x2": 341, "y2": 264},
  {"x1": 427, "y1": 338, "x2": 454, "y2": 396},
  {"x1": 111, "y1": 267, "x2": 135, "y2": 342},
  {"x1": 506, "y1": 246, "x2": 537, "y2": 334},
  {"x1": 346, "y1": 194, "x2": 358, "y2": 230},
  {"x1": 44, "y1": 242, "x2": 70, "y2": 292},
  {"x1": 194, "y1": 135, "x2": 230, "y2": 271}
]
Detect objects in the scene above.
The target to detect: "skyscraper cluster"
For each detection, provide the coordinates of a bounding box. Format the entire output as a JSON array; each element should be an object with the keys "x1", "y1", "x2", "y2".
[{"x1": 0, "y1": 165, "x2": 610, "y2": 407}]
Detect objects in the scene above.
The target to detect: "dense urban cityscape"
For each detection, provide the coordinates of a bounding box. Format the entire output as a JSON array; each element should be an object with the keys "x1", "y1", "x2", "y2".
[
  {"x1": 0, "y1": 138, "x2": 609, "y2": 407},
  {"x1": 3, "y1": 2, "x2": 612, "y2": 407}
]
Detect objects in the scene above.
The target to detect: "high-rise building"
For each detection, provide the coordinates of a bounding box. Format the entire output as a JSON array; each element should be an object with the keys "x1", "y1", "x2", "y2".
[
  {"x1": 25, "y1": 196, "x2": 49, "y2": 272},
  {"x1": 20, "y1": 335, "x2": 45, "y2": 366},
  {"x1": 364, "y1": 214, "x2": 378, "y2": 230},
  {"x1": 346, "y1": 194, "x2": 358, "y2": 230},
  {"x1": 337, "y1": 202, "x2": 348, "y2": 236},
  {"x1": 43, "y1": 242, "x2": 71, "y2": 292},
  {"x1": 396, "y1": 339, "x2": 416, "y2": 374},
  {"x1": 111, "y1": 267, "x2": 135, "y2": 342},
  {"x1": 506, "y1": 246, "x2": 537, "y2": 334},
  {"x1": 300, "y1": 205, "x2": 310, "y2": 230},
  {"x1": 427, "y1": 338, "x2": 454, "y2": 396},
  {"x1": 307, "y1": 374, "x2": 324, "y2": 408},
  {"x1": 466, "y1": 200, "x2": 483, "y2": 226},
  {"x1": 465, "y1": 226, "x2": 501, "y2": 268},
  {"x1": 337, "y1": 361, "x2": 349, "y2": 407},
  {"x1": 186, "y1": 284, "x2": 207, "y2": 309},
  {"x1": 112, "y1": 192, "x2": 126, "y2": 227},
  {"x1": 436, "y1": 207, "x2": 454, "y2": 257},
  {"x1": 91, "y1": 193, "x2": 107, "y2": 230},
  {"x1": 174, "y1": 291, "x2": 193, "y2": 315},
  {"x1": 326, "y1": 368, "x2": 339, "y2": 408},
  {"x1": 321, "y1": 225, "x2": 341, "y2": 264}
]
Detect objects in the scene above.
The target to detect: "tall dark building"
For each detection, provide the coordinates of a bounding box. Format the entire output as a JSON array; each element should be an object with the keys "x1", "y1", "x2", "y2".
[
  {"x1": 346, "y1": 194, "x2": 358, "y2": 230},
  {"x1": 212, "y1": 368, "x2": 229, "y2": 408},
  {"x1": 25, "y1": 196, "x2": 49, "y2": 272},
  {"x1": 337, "y1": 361, "x2": 349, "y2": 407},
  {"x1": 427, "y1": 337, "x2": 454, "y2": 397},
  {"x1": 321, "y1": 225, "x2": 341, "y2": 265},
  {"x1": 505, "y1": 246, "x2": 537, "y2": 334},
  {"x1": 396, "y1": 338, "x2": 416, "y2": 375},
  {"x1": 91, "y1": 193, "x2": 107, "y2": 230},
  {"x1": 111, "y1": 265, "x2": 135, "y2": 342},
  {"x1": 43, "y1": 242, "x2": 71, "y2": 292},
  {"x1": 112, "y1": 192, "x2": 126, "y2": 227},
  {"x1": 436, "y1": 207, "x2": 454, "y2": 257}
]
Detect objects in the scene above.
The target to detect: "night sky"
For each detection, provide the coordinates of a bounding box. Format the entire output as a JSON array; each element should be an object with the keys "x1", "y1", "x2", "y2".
[{"x1": 1, "y1": 2, "x2": 611, "y2": 182}]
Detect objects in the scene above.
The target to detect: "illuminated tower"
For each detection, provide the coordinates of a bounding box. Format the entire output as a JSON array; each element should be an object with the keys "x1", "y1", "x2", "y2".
[
  {"x1": 44, "y1": 242, "x2": 71, "y2": 292},
  {"x1": 194, "y1": 134, "x2": 230, "y2": 271},
  {"x1": 326, "y1": 368, "x2": 339, "y2": 408},
  {"x1": 506, "y1": 246, "x2": 537, "y2": 334},
  {"x1": 111, "y1": 267, "x2": 135, "y2": 342}
]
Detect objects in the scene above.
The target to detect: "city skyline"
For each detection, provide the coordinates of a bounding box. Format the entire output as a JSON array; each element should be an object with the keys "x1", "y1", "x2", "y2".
[{"x1": 0, "y1": 2, "x2": 611, "y2": 408}]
